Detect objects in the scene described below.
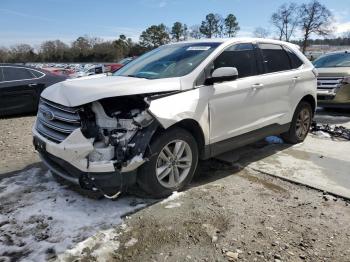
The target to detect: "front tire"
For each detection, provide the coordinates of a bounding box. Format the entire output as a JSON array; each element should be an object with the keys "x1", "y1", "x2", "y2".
[
  {"x1": 282, "y1": 101, "x2": 313, "y2": 144},
  {"x1": 137, "y1": 127, "x2": 198, "y2": 198}
]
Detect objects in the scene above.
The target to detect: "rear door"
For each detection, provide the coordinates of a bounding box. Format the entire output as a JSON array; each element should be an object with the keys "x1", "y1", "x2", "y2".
[
  {"x1": 0, "y1": 66, "x2": 44, "y2": 116},
  {"x1": 254, "y1": 43, "x2": 297, "y2": 127}
]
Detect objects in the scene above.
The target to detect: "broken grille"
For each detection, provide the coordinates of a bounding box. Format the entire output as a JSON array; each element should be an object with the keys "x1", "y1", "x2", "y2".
[
  {"x1": 36, "y1": 98, "x2": 82, "y2": 143},
  {"x1": 317, "y1": 77, "x2": 344, "y2": 90}
]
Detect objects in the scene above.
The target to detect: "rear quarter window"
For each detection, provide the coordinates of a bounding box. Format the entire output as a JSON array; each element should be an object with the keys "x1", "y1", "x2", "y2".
[
  {"x1": 284, "y1": 47, "x2": 304, "y2": 69},
  {"x1": 2, "y1": 67, "x2": 35, "y2": 81},
  {"x1": 29, "y1": 69, "x2": 45, "y2": 78}
]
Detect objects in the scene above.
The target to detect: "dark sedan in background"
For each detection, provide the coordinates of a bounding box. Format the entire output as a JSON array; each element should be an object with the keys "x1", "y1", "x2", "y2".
[{"x1": 0, "y1": 64, "x2": 67, "y2": 117}]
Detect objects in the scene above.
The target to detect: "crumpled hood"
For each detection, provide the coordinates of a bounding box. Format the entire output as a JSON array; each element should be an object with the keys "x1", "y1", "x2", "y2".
[{"x1": 41, "y1": 75, "x2": 182, "y2": 107}]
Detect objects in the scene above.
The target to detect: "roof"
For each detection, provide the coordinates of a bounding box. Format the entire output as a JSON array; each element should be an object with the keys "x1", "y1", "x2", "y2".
[{"x1": 168, "y1": 37, "x2": 300, "y2": 49}]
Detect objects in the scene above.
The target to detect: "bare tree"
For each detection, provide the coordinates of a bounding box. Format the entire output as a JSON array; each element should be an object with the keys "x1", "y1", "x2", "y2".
[
  {"x1": 343, "y1": 31, "x2": 350, "y2": 39},
  {"x1": 271, "y1": 3, "x2": 299, "y2": 41},
  {"x1": 9, "y1": 44, "x2": 35, "y2": 63},
  {"x1": 299, "y1": 0, "x2": 333, "y2": 53},
  {"x1": 253, "y1": 27, "x2": 270, "y2": 38},
  {"x1": 189, "y1": 25, "x2": 202, "y2": 39},
  {"x1": 40, "y1": 40, "x2": 69, "y2": 62},
  {"x1": 0, "y1": 47, "x2": 9, "y2": 63}
]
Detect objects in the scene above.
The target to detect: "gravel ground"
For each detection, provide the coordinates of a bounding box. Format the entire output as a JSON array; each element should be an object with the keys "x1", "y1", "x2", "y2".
[
  {"x1": 0, "y1": 116, "x2": 39, "y2": 176},
  {"x1": 57, "y1": 162, "x2": 350, "y2": 262}
]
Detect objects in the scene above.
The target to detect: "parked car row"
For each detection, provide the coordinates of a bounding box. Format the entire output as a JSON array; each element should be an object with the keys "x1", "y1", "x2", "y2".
[{"x1": 27, "y1": 57, "x2": 135, "y2": 78}]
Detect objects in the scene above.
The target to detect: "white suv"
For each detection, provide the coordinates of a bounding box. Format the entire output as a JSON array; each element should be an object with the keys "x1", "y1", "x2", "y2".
[{"x1": 32, "y1": 38, "x2": 317, "y2": 198}]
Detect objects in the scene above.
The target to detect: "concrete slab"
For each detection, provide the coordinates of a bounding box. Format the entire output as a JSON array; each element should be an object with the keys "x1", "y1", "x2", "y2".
[
  {"x1": 246, "y1": 135, "x2": 350, "y2": 199},
  {"x1": 217, "y1": 110, "x2": 350, "y2": 199}
]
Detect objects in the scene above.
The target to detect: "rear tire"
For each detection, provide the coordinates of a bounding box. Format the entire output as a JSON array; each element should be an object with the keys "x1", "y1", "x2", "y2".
[
  {"x1": 282, "y1": 101, "x2": 313, "y2": 144},
  {"x1": 137, "y1": 127, "x2": 198, "y2": 198}
]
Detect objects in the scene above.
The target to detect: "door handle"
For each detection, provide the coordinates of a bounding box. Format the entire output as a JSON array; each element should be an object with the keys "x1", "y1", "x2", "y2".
[
  {"x1": 28, "y1": 83, "x2": 38, "y2": 87},
  {"x1": 292, "y1": 76, "x2": 301, "y2": 81},
  {"x1": 251, "y1": 83, "x2": 264, "y2": 90}
]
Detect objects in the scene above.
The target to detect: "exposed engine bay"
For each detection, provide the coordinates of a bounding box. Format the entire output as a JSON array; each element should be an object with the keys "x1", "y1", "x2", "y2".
[{"x1": 80, "y1": 95, "x2": 160, "y2": 172}]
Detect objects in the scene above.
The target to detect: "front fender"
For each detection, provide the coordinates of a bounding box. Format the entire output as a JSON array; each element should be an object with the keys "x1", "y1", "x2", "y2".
[{"x1": 148, "y1": 87, "x2": 213, "y2": 145}]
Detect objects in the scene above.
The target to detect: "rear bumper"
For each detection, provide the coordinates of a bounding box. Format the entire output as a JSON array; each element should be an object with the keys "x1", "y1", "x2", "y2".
[{"x1": 38, "y1": 150, "x2": 137, "y2": 195}]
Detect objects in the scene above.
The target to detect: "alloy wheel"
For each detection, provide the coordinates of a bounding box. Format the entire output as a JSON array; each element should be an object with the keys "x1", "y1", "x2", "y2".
[
  {"x1": 156, "y1": 139, "x2": 192, "y2": 188},
  {"x1": 295, "y1": 107, "x2": 311, "y2": 139}
]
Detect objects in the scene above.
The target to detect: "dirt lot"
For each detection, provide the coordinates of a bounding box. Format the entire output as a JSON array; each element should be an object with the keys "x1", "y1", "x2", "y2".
[
  {"x1": 58, "y1": 163, "x2": 350, "y2": 262},
  {"x1": 0, "y1": 116, "x2": 39, "y2": 176},
  {"x1": 1, "y1": 112, "x2": 350, "y2": 262}
]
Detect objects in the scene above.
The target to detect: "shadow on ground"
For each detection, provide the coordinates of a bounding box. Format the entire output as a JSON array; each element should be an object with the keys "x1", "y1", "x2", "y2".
[
  {"x1": 0, "y1": 140, "x2": 292, "y2": 201},
  {"x1": 315, "y1": 108, "x2": 350, "y2": 124},
  {"x1": 0, "y1": 111, "x2": 36, "y2": 120},
  {"x1": 191, "y1": 141, "x2": 292, "y2": 188}
]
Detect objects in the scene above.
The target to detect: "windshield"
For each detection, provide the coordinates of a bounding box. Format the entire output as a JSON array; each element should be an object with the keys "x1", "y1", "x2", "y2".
[
  {"x1": 313, "y1": 52, "x2": 350, "y2": 68},
  {"x1": 114, "y1": 42, "x2": 221, "y2": 79},
  {"x1": 118, "y1": 58, "x2": 133, "y2": 65}
]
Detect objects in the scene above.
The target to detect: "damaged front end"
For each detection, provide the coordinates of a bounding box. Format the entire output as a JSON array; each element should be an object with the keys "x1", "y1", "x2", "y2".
[
  {"x1": 317, "y1": 76, "x2": 350, "y2": 108},
  {"x1": 33, "y1": 95, "x2": 160, "y2": 198}
]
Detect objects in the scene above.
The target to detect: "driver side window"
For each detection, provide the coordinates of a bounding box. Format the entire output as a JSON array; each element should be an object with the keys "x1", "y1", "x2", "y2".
[{"x1": 213, "y1": 43, "x2": 258, "y2": 78}]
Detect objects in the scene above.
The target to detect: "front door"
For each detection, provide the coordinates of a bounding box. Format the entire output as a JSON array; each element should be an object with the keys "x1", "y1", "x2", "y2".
[{"x1": 208, "y1": 43, "x2": 267, "y2": 151}]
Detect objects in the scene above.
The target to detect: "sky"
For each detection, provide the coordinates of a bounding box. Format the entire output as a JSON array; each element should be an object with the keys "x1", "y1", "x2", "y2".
[{"x1": 0, "y1": 0, "x2": 350, "y2": 48}]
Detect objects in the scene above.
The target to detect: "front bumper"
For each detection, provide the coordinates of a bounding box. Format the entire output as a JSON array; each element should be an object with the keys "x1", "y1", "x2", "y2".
[
  {"x1": 32, "y1": 122, "x2": 143, "y2": 194},
  {"x1": 317, "y1": 84, "x2": 350, "y2": 108},
  {"x1": 38, "y1": 150, "x2": 137, "y2": 195}
]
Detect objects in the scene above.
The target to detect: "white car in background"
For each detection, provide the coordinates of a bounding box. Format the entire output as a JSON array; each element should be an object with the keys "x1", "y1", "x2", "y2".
[
  {"x1": 32, "y1": 38, "x2": 317, "y2": 198},
  {"x1": 73, "y1": 64, "x2": 105, "y2": 78}
]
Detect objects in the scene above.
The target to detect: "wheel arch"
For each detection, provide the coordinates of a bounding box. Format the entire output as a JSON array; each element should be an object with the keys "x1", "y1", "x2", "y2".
[
  {"x1": 299, "y1": 94, "x2": 316, "y2": 115},
  {"x1": 150, "y1": 118, "x2": 206, "y2": 159}
]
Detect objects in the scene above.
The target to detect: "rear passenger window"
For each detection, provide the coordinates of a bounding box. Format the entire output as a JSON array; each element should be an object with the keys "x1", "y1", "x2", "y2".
[
  {"x1": 214, "y1": 43, "x2": 257, "y2": 78},
  {"x1": 29, "y1": 69, "x2": 44, "y2": 78},
  {"x1": 259, "y1": 43, "x2": 291, "y2": 73},
  {"x1": 284, "y1": 47, "x2": 303, "y2": 69},
  {"x1": 2, "y1": 67, "x2": 34, "y2": 81}
]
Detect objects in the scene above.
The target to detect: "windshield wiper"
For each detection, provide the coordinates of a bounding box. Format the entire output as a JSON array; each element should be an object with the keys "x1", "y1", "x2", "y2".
[{"x1": 127, "y1": 74, "x2": 147, "y2": 79}]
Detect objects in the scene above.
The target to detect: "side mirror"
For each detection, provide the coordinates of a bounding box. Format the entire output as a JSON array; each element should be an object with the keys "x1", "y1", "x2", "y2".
[{"x1": 205, "y1": 67, "x2": 238, "y2": 85}]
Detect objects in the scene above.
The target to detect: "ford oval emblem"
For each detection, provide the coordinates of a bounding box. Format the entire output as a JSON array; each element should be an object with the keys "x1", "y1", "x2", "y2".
[{"x1": 43, "y1": 111, "x2": 55, "y2": 121}]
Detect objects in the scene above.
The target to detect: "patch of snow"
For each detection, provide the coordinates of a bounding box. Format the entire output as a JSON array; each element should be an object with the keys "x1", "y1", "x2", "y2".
[
  {"x1": 124, "y1": 237, "x2": 138, "y2": 247},
  {"x1": 161, "y1": 191, "x2": 184, "y2": 204},
  {"x1": 0, "y1": 168, "x2": 149, "y2": 262},
  {"x1": 313, "y1": 130, "x2": 332, "y2": 139},
  {"x1": 57, "y1": 228, "x2": 120, "y2": 262},
  {"x1": 164, "y1": 202, "x2": 182, "y2": 209}
]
